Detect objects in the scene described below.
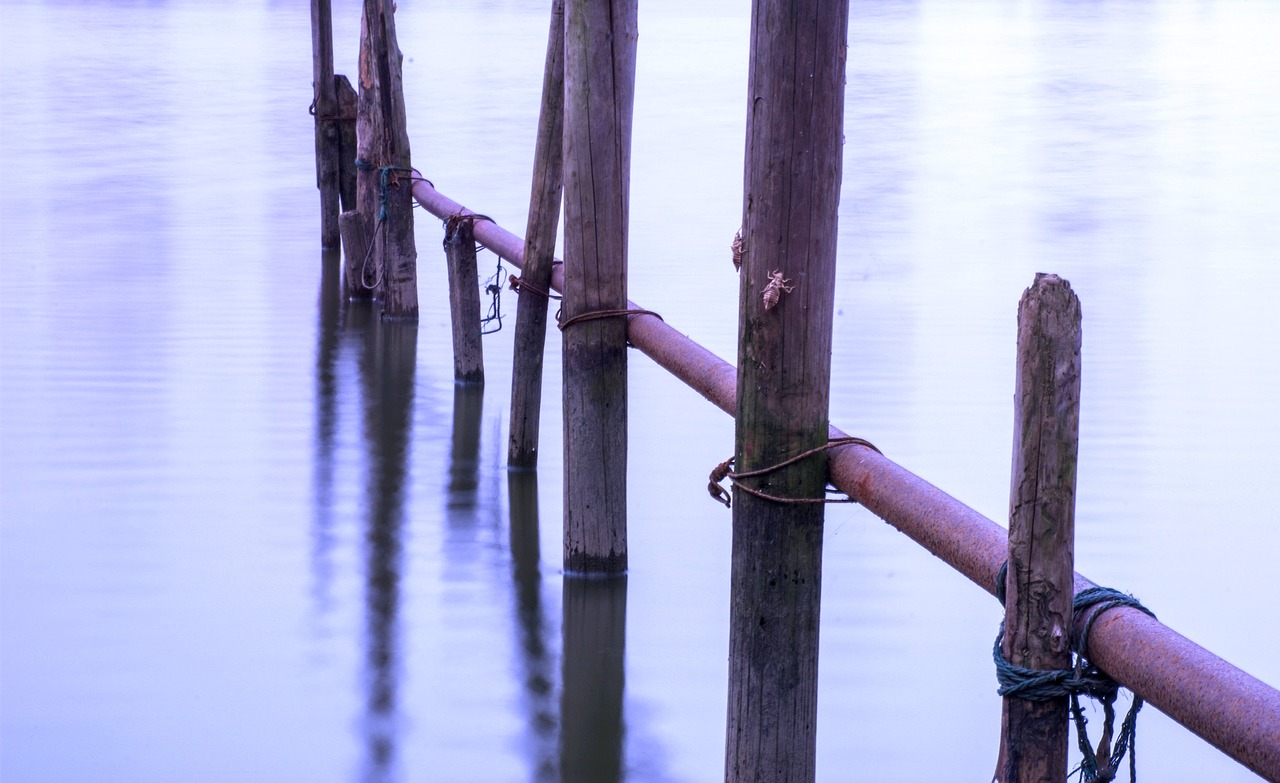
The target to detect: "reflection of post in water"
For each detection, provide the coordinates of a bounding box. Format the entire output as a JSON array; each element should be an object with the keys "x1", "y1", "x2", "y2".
[
  {"x1": 507, "y1": 472, "x2": 557, "y2": 781},
  {"x1": 560, "y1": 576, "x2": 627, "y2": 783},
  {"x1": 312, "y1": 248, "x2": 343, "y2": 615},
  {"x1": 358, "y1": 315, "x2": 417, "y2": 782},
  {"x1": 448, "y1": 385, "x2": 484, "y2": 510}
]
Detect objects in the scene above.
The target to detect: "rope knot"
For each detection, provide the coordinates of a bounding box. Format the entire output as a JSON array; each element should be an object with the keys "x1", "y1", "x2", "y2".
[{"x1": 993, "y1": 564, "x2": 1157, "y2": 782}]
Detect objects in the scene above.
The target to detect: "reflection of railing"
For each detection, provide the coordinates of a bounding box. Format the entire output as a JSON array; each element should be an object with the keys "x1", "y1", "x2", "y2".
[{"x1": 410, "y1": 178, "x2": 1280, "y2": 781}]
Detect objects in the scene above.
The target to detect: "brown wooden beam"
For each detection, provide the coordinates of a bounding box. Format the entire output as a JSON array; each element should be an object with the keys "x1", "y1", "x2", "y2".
[
  {"x1": 560, "y1": 0, "x2": 637, "y2": 575},
  {"x1": 508, "y1": 0, "x2": 566, "y2": 469},
  {"x1": 995, "y1": 274, "x2": 1082, "y2": 783}
]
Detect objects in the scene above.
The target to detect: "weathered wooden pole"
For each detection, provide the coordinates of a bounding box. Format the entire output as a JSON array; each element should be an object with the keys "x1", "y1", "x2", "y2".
[
  {"x1": 443, "y1": 216, "x2": 486, "y2": 384},
  {"x1": 725, "y1": 0, "x2": 848, "y2": 780},
  {"x1": 353, "y1": 0, "x2": 418, "y2": 318},
  {"x1": 310, "y1": 0, "x2": 341, "y2": 249},
  {"x1": 560, "y1": 0, "x2": 637, "y2": 574},
  {"x1": 340, "y1": 209, "x2": 373, "y2": 300},
  {"x1": 349, "y1": 4, "x2": 384, "y2": 300},
  {"x1": 994, "y1": 274, "x2": 1082, "y2": 783},
  {"x1": 335, "y1": 72, "x2": 363, "y2": 300},
  {"x1": 508, "y1": 0, "x2": 566, "y2": 469},
  {"x1": 335, "y1": 75, "x2": 358, "y2": 214}
]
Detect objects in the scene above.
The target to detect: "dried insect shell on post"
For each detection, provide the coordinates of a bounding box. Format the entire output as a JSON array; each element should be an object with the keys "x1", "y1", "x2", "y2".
[{"x1": 762, "y1": 270, "x2": 794, "y2": 310}]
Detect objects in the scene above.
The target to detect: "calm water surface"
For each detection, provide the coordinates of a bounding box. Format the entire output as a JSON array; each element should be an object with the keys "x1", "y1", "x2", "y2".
[{"x1": 2, "y1": 1, "x2": 1278, "y2": 781}]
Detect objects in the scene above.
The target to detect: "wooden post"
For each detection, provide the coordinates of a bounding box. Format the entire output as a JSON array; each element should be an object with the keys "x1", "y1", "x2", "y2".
[
  {"x1": 560, "y1": 576, "x2": 627, "y2": 783},
  {"x1": 356, "y1": 0, "x2": 418, "y2": 319},
  {"x1": 339, "y1": 210, "x2": 373, "y2": 300},
  {"x1": 354, "y1": 4, "x2": 381, "y2": 292},
  {"x1": 560, "y1": 0, "x2": 637, "y2": 574},
  {"x1": 335, "y1": 74, "x2": 358, "y2": 214},
  {"x1": 725, "y1": 1, "x2": 848, "y2": 781},
  {"x1": 443, "y1": 217, "x2": 485, "y2": 384},
  {"x1": 508, "y1": 0, "x2": 566, "y2": 469},
  {"x1": 311, "y1": 0, "x2": 341, "y2": 249},
  {"x1": 448, "y1": 384, "x2": 484, "y2": 503},
  {"x1": 994, "y1": 274, "x2": 1082, "y2": 783}
]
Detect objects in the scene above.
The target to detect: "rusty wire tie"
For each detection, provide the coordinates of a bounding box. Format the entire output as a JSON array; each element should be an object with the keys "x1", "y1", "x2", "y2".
[
  {"x1": 707, "y1": 436, "x2": 882, "y2": 508},
  {"x1": 508, "y1": 274, "x2": 561, "y2": 301},
  {"x1": 442, "y1": 212, "x2": 494, "y2": 243},
  {"x1": 556, "y1": 307, "x2": 664, "y2": 332}
]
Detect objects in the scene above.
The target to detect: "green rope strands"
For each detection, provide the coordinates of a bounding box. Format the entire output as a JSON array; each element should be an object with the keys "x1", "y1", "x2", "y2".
[
  {"x1": 993, "y1": 562, "x2": 1158, "y2": 783},
  {"x1": 354, "y1": 159, "x2": 414, "y2": 222}
]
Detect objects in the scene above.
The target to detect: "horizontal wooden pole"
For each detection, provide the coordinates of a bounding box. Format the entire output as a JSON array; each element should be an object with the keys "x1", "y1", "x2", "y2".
[{"x1": 409, "y1": 177, "x2": 1280, "y2": 781}]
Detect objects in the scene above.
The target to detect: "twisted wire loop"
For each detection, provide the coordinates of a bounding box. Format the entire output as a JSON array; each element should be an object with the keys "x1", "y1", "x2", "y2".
[
  {"x1": 706, "y1": 437, "x2": 883, "y2": 508},
  {"x1": 507, "y1": 255, "x2": 563, "y2": 301},
  {"x1": 507, "y1": 274, "x2": 561, "y2": 301},
  {"x1": 555, "y1": 308, "x2": 664, "y2": 332},
  {"x1": 438, "y1": 213, "x2": 505, "y2": 336},
  {"x1": 993, "y1": 562, "x2": 1158, "y2": 783},
  {"x1": 442, "y1": 211, "x2": 494, "y2": 242}
]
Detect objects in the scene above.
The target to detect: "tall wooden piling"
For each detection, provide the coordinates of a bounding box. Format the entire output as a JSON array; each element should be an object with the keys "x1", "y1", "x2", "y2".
[
  {"x1": 508, "y1": 0, "x2": 566, "y2": 469},
  {"x1": 994, "y1": 274, "x2": 1082, "y2": 783},
  {"x1": 443, "y1": 216, "x2": 486, "y2": 384},
  {"x1": 354, "y1": 0, "x2": 418, "y2": 318},
  {"x1": 725, "y1": 1, "x2": 849, "y2": 780},
  {"x1": 310, "y1": 0, "x2": 341, "y2": 249},
  {"x1": 560, "y1": 0, "x2": 637, "y2": 574},
  {"x1": 340, "y1": 209, "x2": 373, "y2": 300},
  {"x1": 335, "y1": 75, "x2": 358, "y2": 214}
]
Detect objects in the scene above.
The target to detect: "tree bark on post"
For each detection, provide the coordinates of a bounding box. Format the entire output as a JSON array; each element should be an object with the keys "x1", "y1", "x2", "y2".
[
  {"x1": 560, "y1": 0, "x2": 637, "y2": 574},
  {"x1": 443, "y1": 216, "x2": 486, "y2": 385},
  {"x1": 725, "y1": 1, "x2": 848, "y2": 781},
  {"x1": 335, "y1": 74, "x2": 358, "y2": 214},
  {"x1": 334, "y1": 75, "x2": 360, "y2": 297},
  {"x1": 994, "y1": 274, "x2": 1082, "y2": 783},
  {"x1": 508, "y1": 0, "x2": 566, "y2": 469},
  {"x1": 310, "y1": 0, "x2": 341, "y2": 249},
  {"x1": 339, "y1": 210, "x2": 372, "y2": 301},
  {"x1": 355, "y1": 0, "x2": 418, "y2": 319},
  {"x1": 353, "y1": 4, "x2": 382, "y2": 297}
]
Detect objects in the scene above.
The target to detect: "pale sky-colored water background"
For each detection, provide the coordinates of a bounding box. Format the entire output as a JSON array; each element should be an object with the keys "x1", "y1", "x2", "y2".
[{"x1": 1, "y1": 1, "x2": 1278, "y2": 781}]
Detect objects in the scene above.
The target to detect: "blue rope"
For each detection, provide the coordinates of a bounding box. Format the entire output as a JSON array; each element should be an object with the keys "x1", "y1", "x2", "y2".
[
  {"x1": 993, "y1": 561, "x2": 1157, "y2": 782},
  {"x1": 353, "y1": 159, "x2": 413, "y2": 222},
  {"x1": 351, "y1": 159, "x2": 417, "y2": 291}
]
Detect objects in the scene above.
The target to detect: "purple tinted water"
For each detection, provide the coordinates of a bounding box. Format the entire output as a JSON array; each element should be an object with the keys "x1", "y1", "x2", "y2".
[{"x1": 2, "y1": 1, "x2": 1277, "y2": 781}]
